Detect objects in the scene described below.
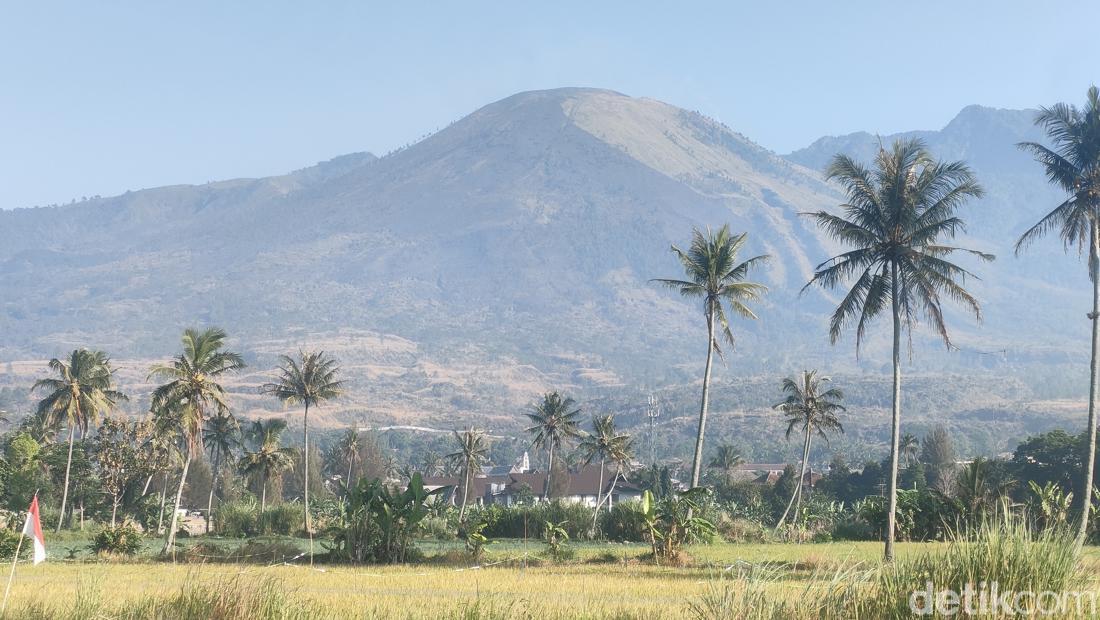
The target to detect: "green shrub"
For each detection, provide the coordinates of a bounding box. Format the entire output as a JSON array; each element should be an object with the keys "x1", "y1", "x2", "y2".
[
  {"x1": 261, "y1": 502, "x2": 300, "y2": 536},
  {"x1": 214, "y1": 499, "x2": 259, "y2": 537},
  {"x1": 599, "y1": 500, "x2": 646, "y2": 541},
  {"x1": 0, "y1": 527, "x2": 29, "y2": 561},
  {"x1": 474, "y1": 501, "x2": 593, "y2": 540},
  {"x1": 91, "y1": 524, "x2": 143, "y2": 556}
]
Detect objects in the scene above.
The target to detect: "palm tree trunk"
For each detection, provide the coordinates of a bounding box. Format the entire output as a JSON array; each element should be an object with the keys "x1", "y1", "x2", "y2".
[
  {"x1": 141, "y1": 474, "x2": 154, "y2": 498},
  {"x1": 793, "y1": 429, "x2": 813, "y2": 522},
  {"x1": 303, "y1": 401, "x2": 314, "y2": 567},
  {"x1": 459, "y1": 459, "x2": 471, "y2": 522},
  {"x1": 157, "y1": 471, "x2": 169, "y2": 535},
  {"x1": 591, "y1": 457, "x2": 606, "y2": 531},
  {"x1": 885, "y1": 261, "x2": 903, "y2": 562},
  {"x1": 110, "y1": 496, "x2": 118, "y2": 527},
  {"x1": 346, "y1": 454, "x2": 354, "y2": 499},
  {"x1": 206, "y1": 450, "x2": 220, "y2": 534},
  {"x1": 545, "y1": 444, "x2": 554, "y2": 501},
  {"x1": 690, "y1": 304, "x2": 717, "y2": 488},
  {"x1": 163, "y1": 454, "x2": 192, "y2": 556},
  {"x1": 1078, "y1": 225, "x2": 1100, "y2": 550},
  {"x1": 56, "y1": 425, "x2": 76, "y2": 533},
  {"x1": 260, "y1": 473, "x2": 267, "y2": 514},
  {"x1": 303, "y1": 402, "x2": 311, "y2": 533},
  {"x1": 776, "y1": 426, "x2": 812, "y2": 530}
]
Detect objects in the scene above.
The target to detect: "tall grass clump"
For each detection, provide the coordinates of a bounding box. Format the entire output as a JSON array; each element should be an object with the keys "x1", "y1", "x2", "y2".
[
  {"x1": 690, "y1": 516, "x2": 1088, "y2": 619},
  {"x1": 859, "y1": 516, "x2": 1082, "y2": 618},
  {"x1": 13, "y1": 575, "x2": 318, "y2": 619}
]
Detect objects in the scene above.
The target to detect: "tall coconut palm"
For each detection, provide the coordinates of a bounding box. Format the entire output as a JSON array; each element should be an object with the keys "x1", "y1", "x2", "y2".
[
  {"x1": 238, "y1": 418, "x2": 296, "y2": 513},
  {"x1": 652, "y1": 226, "x2": 769, "y2": 488},
  {"x1": 803, "y1": 139, "x2": 989, "y2": 561},
  {"x1": 1016, "y1": 86, "x2": 1100, "y2": 550},
  {"x1": 773, "y1": 371, "x2": 845, "y2": 530},
  {"x1": 149, "y1": 327, "x2": 245, "y2": 555},
  {"x1": 708, "y1": 444, "x2": 745, "y2": 482},
  {"x1": 261, "y1": 350, "x2": 342, "y2": 562},
  {"x1": 32, "y1": 349, "x2": 128, "y2": 532},
  {"x1": 900, "y1": 433, "x2": 920, "y2": 468},
  {"x1": 445, "y1": 429, "x2": 490, "y2": 522},
  {"x1": 578, "y1": 414, "x2": 633, "y2": 529},
  {"x1": 335, "y1": 428, "x2": 361, "y2": 496},
  {"x1": 145, "y1": 407, "x2": 181, "y2": 535},
  {"x1": 525, "y1": 392, "x2": 583, "y2": 501},
  {"x1": 202, "y1": 411, "x2": 240, "y2": 533}
]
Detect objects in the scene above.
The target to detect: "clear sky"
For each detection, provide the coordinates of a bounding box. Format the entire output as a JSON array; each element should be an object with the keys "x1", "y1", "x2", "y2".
[{"x1": 2, "y1": 1, "x2": 1096, "y2": 209}]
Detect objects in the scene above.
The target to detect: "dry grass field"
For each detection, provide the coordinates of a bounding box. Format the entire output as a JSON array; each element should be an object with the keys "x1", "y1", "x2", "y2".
[{"x1": 9, "y1": 539, "x2": 1085, "y2": 619}]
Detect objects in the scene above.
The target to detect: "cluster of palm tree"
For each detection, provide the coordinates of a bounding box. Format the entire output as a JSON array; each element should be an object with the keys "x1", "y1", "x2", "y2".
[
  {"x1": 442, "y1": 391, "x2": 636, "y2": 529},
  {"x1": 29, "y1": 327, "x2": 343, "y2": 557},
  {"x1": 656, "y1": 86, "x2": 1100, "y2": 561}
]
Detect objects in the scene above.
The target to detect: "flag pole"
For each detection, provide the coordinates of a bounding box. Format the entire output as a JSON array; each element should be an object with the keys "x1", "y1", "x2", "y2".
[
  {"x1": 1, "y1": 531, "x2": 25, "y2": 615},
  {"x1": 0, "y1": 492, "x2": 32, "y2": 617}
]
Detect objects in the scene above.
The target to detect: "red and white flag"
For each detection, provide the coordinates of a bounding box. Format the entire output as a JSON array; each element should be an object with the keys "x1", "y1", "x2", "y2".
[{"x1": 21, "y1": 497, "x2": 45, "y2": 565}]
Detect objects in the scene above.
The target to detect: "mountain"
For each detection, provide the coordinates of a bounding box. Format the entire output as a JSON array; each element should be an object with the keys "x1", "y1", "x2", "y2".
[
  {"x1": 786, "y1": 105, "x2": 1089, "y2": 359},
  {"x1": 0, "y1": 89, "x2": 1090, "y2": 447},
  {"x1": 0, "y1": 89, "x2": 843, "y2": 384}
]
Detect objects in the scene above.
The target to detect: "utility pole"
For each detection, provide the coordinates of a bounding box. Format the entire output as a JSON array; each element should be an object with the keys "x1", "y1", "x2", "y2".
[{"x1": 646, "y1": 393, "x2": 660, "y2": 467}]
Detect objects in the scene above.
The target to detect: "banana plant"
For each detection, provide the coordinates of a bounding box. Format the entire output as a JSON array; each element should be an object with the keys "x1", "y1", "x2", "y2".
[
  {"x1": 639, "y1": 487, "x2": 716, "y2": 565},
  {"x1": 331, "y1": 472, "x2": 442, "y2": 563}
]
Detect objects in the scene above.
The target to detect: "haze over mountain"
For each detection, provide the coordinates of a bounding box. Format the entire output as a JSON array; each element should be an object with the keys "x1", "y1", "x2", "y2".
[{"x1": 0, "y1": 88, "x2": 1090, "y2": 446}]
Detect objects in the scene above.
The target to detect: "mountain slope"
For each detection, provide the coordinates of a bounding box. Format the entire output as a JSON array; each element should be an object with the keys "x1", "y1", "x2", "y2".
[
  {"x1": 0, "y1": 89, "x2": 841, "y2": 385},
  {"x1": 0, "y1": 90, "x2": 1088, "y2": 432}
]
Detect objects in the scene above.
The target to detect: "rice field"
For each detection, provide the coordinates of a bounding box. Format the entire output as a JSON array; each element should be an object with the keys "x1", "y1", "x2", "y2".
[{"x1": 6, "y1": 536, "x2": 1100, "y2": 618}]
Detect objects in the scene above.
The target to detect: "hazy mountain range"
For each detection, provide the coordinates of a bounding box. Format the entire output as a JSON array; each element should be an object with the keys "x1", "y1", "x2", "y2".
[{"x1": 0, "y1": 88, "x2": 1091, "y2": 451}]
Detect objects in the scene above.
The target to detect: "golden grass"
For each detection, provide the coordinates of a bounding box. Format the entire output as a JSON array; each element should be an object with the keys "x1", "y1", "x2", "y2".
[{"x1": 6, "y1": 542, "x2": 1100, "y2": 618}]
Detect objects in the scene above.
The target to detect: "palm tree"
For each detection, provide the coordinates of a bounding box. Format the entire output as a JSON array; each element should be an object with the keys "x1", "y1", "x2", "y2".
[
  {"x1": 238, "y1": 418, "x2": 296, "y2": 513},
  {"x1": 32, "y1": 349, "x2": 127, "y2": 532},
  {"x1": 803, "y1": 139, "x2": 989, "y2": 561},
  {"x1": 578, "y1": 414, "x2": 633, "y2": 529},
  {"x1": 525, "y1": 392, "x2": 583, "y2": 501},
  {"x1": 261, "y1": 350, "x2": 343, "y2": 550},
  {"x1": 900, "y1": 433, "x2": 920, "y2": 468},
  {"x1": 146, "y1": 406, "x2": 181, "y2": 535},
  {"x1": 708, "y1": 444, "x2": 745, "y2": 482},
  {"x1": 335, "y1": 428, "x2": 361, "y2": 496},
  {"x1": 773, "y1": 371, "x2": 845, "y2": 530},
  {"x1": 445, "y1": 429, "x2": 490, "y2": 522},
  {"x1": 421, "y1": 451, "x2": 443, "y2": 477},
  {"x1": 1016, "y1": 86, "x2": 1100, "y2": 550},
  {"x1": 652, "y1": 226, "x2": 769, "y2": 488},
  {"x1": 149, "y1": 327, "x2": 245, "y2": 555},
  {"x1": 202, "y1": 411, "x2": 239, "y2": 533}
]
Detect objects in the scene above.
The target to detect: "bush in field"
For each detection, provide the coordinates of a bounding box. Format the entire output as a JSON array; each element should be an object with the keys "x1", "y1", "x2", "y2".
[
  {"x1": 639, "y1": 489, "x2": 717, "y2": 564},
  {"x1": 0, "y1": 527, "x2": 29, "y2": 561},
  {"x1": 329, "y1": 474, "x2": 439, "y2": 563},
  {"x1": 214, "y1": 499, "x2": 259, "y2": 537},
  {"x1": 91, "y1": 523, "x2": 143, "y2": 556},
  {"x1": 475, "y1": 501, "x2": 593, "y2": 540},
  {"x1": 215, "y1": 499, "x2": 302, "y2": 537},
  {"x1": 261, "y1": 503, "x2": 300, "y2": 536},
  {"x1": 599, "y1": 500, "x2": 647, "y2": 541}
]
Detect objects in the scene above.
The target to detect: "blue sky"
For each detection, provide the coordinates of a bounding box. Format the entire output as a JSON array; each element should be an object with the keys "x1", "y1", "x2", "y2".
[{"x1": 1, "y1": 1, "x2": 1095, "y2": 209}]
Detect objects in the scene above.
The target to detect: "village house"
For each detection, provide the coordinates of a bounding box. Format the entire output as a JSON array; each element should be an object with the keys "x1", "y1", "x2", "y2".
[{"x1": 423, "y1": 452, "x2": 642, "y2": 508}]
